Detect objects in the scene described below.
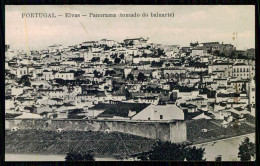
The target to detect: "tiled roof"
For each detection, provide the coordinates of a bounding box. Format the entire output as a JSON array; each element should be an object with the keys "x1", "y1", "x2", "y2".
[{"x1": 92, "y1": 102, "x2": 150, "y2": 118}]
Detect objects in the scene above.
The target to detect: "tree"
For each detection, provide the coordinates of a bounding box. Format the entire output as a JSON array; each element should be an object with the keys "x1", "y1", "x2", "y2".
[
  {"x1": 112, "y1": 80, "x2": 119, "y2": 92},
  {"x1": 93, "y1": 70, "x2": 103, "y2": 78},
  {"x1": 169, "y1": 82, "x2": 176, "y2": 91},
  {"x1": 170, "y1": 92, "x2": 176, "y2": 102},
  {"x1": 157, "y1": 48, "x2": 165, "y2": 56},
  {"x1": 93, "y1": 70, "x2": 98, "y2": 76},
  {"x1": 149, "y1": 73, "x2": 153, "y2": 79},
  {"x1": 220, "y1": 53, "x2": 226, "y2": 57},
  {"x1": 104, "y1": 45, "x2": 110, "y2": 51},
  {"x1": 74, "y1": 70, "x2": 85, "y2": 78},
  {"x1": 213, "y1": 50, "x2": 220, "y2": 56},
  {"x1": 105, "y1": 70, "x2": 116, "y2": 76},
  {"x1": 65, "y1": 151, "x2": 95, "y2": 161},
  {"x1": 127, "y1": 73, "x2": 134, "y2": 81},
  {"x1": 238, "y1": 53, "x2": 246, "y2": 59},
  {"x1": 124, "y1": 88, "x2": 131, "y2": 99},
  {"x1": 103, "y1": 58, "x2": 109, "y2": 64},
  {"x1": 185, "y1": 146, "x2": 205, "y2": 161},
  {"x1": 137, "y1": 72, "x2": 145, "y2": 82},
  {"x1": 121, "y1": 73, "x2": 125, "y2": 79},
  {"x1": 18, "y1": 75, "x2": 31, "y2": 87},
  {"x1": 158, "y1": 99, "x2": 165, "y2": 105},
  {"x1": 110, "y1": 53, "x2": 118, "y2": 59},
  {"x1": 91, "y1": 57, "x2": 100, "y2": 62},
  {"x1": 181, "y1": 57, "x2": 185, "y2": 64},
  {"x1": 119, "y1": 54, "x2": 125, "y2": 59},
  {"x1": 127, "y1": 41, "x2": 134, "y2": 46},
  {"x1": 136, "y1": 141, "x2": 204, "y2": 161},
  {"x1": 114, "y1": 57, "x2": 121, "y2": 64},
  {"x1": 230, "y1": 51, "x2": 237, "y2": 59},
  {"x1": 241, "y1": 82, "x2": 247, "y2": 92},
  {"x1": 238, "y1": 137, "x2": 255, "y2": 161},
  {"x1": 24, "y1": 79, "x2": 31, "y2": 87}
]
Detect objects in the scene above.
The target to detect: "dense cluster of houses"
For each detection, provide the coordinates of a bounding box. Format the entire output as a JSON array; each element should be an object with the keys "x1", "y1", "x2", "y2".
[{"x1": 5, "y1": 37, "x2": 255, "y2": 128}]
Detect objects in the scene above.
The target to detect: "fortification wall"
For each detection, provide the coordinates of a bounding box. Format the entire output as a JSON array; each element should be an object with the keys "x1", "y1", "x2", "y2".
[{"x1": 5, "y1": 119, "x2": 187, "y2": 143}]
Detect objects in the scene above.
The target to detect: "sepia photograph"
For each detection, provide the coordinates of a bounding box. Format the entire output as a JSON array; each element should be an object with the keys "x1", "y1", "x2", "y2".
[{"x1": 4, "y1": 5, "x2": 256, "y2": 161}]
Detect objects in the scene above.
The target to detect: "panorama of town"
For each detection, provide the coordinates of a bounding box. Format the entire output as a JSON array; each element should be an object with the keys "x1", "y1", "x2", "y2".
[{"x1": 5, "y1": 37, "x2": 256, "y2": 161}]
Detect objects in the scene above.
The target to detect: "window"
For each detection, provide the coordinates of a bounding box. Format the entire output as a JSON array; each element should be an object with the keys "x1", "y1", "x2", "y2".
[
  {"x1": 247, "y1": 68, "x2": 249, "y2": 72},
  {"x1": 160, "y1": 115, "x2": 163, "y2": 119},
  {"x1": 148, "y1": 118, "x2": 150, "y2": 120},
  {"x1": 240, "y1": 68, "x2": 242, "y2": 72},
  {"x1": 243, "y1": 68, "x2": 245, "y2": 72}
]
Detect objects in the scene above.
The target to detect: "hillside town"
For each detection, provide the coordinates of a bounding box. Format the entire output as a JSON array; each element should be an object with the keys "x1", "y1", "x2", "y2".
[
  {"x1": 5, "y1": 37, "x2": 256, "y2": 161},
  {"x1": 5, "y1": 37, "x2": 255, "y2": 123}
]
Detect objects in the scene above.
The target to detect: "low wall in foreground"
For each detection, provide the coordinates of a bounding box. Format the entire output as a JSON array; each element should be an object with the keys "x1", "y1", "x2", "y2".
[{"x1": 5, "y1": 118, "x2": 187, "y2": 143}]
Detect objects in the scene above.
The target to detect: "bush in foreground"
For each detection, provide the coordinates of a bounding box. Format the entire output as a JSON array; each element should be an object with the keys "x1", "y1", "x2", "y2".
[
  {"x1": 65, "y1": 151, "x2": 95, "y2": 161},
  {"x1": 135, "y1": 141, "x2": 205, "y2": 161},
  {"x1": 238, "y1": 137, "x2": 255, "y2": 161}
]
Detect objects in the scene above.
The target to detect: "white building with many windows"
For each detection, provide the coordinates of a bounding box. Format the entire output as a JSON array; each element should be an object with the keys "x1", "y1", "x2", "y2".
[
  {"x1": 232, "y1": 63, "x2": 250, "y2": 79},
  {"x1": 54, "y1": 72, "x2": 74, "y2": 80}
]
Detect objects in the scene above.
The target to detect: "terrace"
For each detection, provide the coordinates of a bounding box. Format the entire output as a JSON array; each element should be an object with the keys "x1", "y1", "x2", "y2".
[
  {"x1": 186, "y1": 119, "x2": 255, "y2": 144},
  {"x1": 5, "y1": 130, "x2": 156, "y2": 158}
]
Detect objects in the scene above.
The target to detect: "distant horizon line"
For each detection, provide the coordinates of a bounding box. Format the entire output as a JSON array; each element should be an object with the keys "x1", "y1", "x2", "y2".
[{"x1": 6, "y1": 39, "x2": 255, "y2": 51}]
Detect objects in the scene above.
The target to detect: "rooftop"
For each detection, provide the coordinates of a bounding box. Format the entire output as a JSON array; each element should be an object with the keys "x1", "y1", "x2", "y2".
[
  {"x1": 187, "y1": 119, "x2": 255, "y2": 144},
  {"x1": 91, "y1": 103, "x2": 150, "y2": 118}
]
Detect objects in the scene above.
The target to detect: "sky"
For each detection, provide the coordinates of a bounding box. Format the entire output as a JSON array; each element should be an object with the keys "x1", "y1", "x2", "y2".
[{"x1": 5, "y1": 5, "x2": 255, "y2": 50}]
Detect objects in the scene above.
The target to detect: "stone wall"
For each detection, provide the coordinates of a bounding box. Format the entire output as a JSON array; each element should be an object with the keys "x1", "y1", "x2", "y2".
[
  {"x1": 5, "y1": 119, "x2": 187, "y2": 143},
  {"x1": 170, "y1": 121, "x2": 187, "y2": 143}
]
